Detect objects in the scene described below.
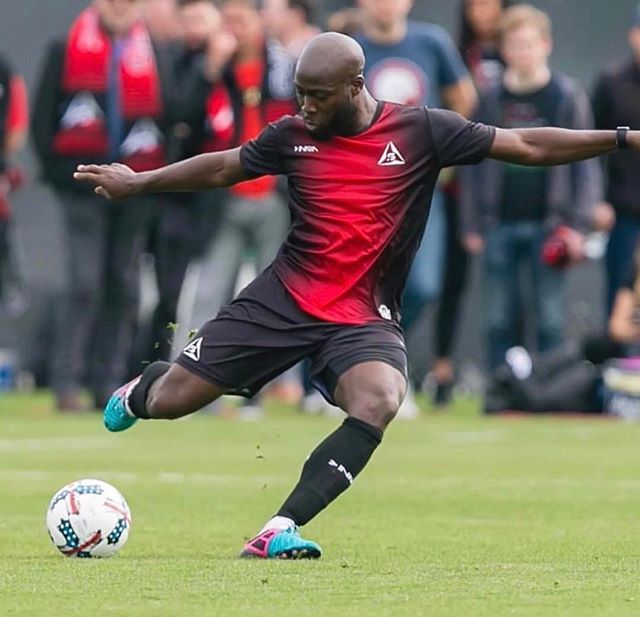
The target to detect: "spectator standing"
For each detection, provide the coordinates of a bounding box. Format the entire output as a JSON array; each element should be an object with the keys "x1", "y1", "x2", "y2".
[
  {"x1": 32, "y1": 0, "x2": 173, "y2": 411},
  {"x1": 460, "y1": 4, "x2": 602, "y2": 371},
  {"x1": 131, "y1": 0, "x2": 233, "y2": 369},
  {"x1": 0, "y1": 53, "x2": 28, "y2": 312},
  {"x1": 430, "y1": 0, "x2": 510, "y2": 406},
  {"x1": 592, "y1": 4, "x2": 640, "y2": 314}
]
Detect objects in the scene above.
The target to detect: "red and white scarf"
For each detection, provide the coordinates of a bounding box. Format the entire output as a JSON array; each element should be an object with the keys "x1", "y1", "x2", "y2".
[
  {"x1": 62, "y1": 7, "x2": 161, "y2": 118},
  {"x1": 53, "y1": 8, "x2": 164, "y2": 169}
]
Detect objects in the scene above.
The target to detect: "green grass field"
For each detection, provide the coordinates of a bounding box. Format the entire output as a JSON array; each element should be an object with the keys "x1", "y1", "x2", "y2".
[{"x1": 1, "y1": 392, "x2": 640, "y2": 616}]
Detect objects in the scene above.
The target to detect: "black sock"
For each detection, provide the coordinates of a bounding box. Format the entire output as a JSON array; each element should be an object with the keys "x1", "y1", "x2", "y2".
[
  {"x1": 277, "y1": 416, "x2": 383, "y2": 526},
  {"x1": 129, "y1": 361, "x2": 171, "y2": 419}
]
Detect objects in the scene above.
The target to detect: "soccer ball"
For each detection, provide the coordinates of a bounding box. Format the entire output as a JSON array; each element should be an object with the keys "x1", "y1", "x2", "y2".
[{"x1": 46, "y1": 479, "x2": 132, "y2": 558}]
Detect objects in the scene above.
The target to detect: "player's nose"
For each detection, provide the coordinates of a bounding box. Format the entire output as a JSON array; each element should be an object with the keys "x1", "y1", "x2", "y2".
[{"x1": 301, "y1": 97, "x2": 318, "y2": 114}]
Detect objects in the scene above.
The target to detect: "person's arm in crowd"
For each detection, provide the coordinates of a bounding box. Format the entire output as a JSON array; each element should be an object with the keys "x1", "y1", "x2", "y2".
[
  {"x1": 458, "y1": 163, "x2": 485, "y2": 254},
  {"x1": 566, "y1": 83, "x2": 603, "y2": 235},
  {"x1": 5, "y1": 74, "x2": 28, "y2": 157},
  {"x1": 609, "y1": 287, "x2": 640, "y2": 344},
  {"x1": 442, "y1": 78, "x2": 478, "y2": 119},
  {"x1": 170, "y1": 33, "x2": 237, "y2": 127},
  {"x1": 73, "y1": 148, "x2": 248, "y2": 199},
  {"x1": 169, "y1": 53, "x2": 217, "y2": 127},
  {"x1": 432, "y1": 24, "x2": 478, "y2": 118},
  {"x1": 457, "y1": 96, "x2": 491, "y2": 254}
]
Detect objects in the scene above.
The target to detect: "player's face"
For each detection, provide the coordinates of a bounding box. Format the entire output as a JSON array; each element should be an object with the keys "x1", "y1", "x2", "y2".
[
  {"x1": 295, "y1": 75, "x2": 355, "y2": 139},
  {"x1": 95, "y1": 0, "x2": 142, "y2": 36},
  {"x1": 501, "y1": 25, "x2": 551, "y2": 76},
  {"x1": 179, "y1": 1, "x2": 221, "y2": 51},
  {"x1": 358, "y1": 0, "x2": 413, "y2": 29},
  {"x1": 465, "y1": 0, "x2": 503, "y2": 40}
]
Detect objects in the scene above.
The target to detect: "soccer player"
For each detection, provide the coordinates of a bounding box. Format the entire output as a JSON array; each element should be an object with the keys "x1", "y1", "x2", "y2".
[{"x1": 75, "y1": 32, "x2": 636, "y2": 560}]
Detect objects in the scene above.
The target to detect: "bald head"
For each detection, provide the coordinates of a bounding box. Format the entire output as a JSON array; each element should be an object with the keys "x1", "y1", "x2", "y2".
[
  {"x1": 294, "y1": 32, "x2": 377, "y2": 139},
  {"x1": 296, "y1": 32, "x2": 365, "y2": 83}
]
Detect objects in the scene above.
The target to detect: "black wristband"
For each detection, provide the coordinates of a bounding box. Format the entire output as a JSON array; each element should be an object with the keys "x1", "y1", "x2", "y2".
[{"x1": 617, "y1": 126, "x2": 630, "y2": 149}]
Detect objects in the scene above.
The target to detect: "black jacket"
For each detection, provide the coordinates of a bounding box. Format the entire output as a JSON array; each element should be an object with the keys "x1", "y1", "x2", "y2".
[
  {"x1": 593, "y1": 59, "x2": 640, "y2": 218},
  {"x1": 0, "y1": 55, "x2": 12, "y2": 174}
]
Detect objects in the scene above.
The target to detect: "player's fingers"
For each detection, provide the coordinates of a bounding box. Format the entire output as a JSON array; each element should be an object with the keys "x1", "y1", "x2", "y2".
[
  {"x1": 76, "y1": 164, "x2": 103, "y2": 174},
  {"x1": 95, "y1": 186, "x2": 111, "y2": 199},
  {"x1": 73, "y1": 171, "x2": 102, "y2": 182}
]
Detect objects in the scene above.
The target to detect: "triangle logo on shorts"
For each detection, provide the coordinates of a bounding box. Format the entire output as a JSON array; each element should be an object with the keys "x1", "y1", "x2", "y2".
[{"x1": 183, "y1": 337, "x2": 203, "y2": 362}]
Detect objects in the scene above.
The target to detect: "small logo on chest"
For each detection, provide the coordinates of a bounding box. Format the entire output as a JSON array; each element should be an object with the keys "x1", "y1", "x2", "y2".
[
  {"x1": 378, "y1": 141, "x2": 406, "y2": 166},
  {"x1": 294, "y1": 145, "x2": 319, "y2": 153}
]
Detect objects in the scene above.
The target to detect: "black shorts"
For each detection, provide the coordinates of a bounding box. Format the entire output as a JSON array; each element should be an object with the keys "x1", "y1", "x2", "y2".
[{"x1": 175, "y1": 267, "x2": 408, "y2": 405}]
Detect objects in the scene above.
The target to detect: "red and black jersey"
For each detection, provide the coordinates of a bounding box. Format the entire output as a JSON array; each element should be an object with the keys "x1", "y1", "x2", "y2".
[{"x1": 240, "y1": 101, "x2": 495, "y2": 325}]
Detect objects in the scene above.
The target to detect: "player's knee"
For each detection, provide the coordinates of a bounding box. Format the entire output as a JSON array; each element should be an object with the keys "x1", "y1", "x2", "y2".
[{"x1": 349, "y1": 382, "x2": 405, "y2": 428}]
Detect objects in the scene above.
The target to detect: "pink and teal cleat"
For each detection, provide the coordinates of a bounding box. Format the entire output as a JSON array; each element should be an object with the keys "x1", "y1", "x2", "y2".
[
  {"x1": 240, "y1": 527, "x2": 322, "y2": 559},
  {"x1": 103, "y1": 376, "x2": 141, "y2": 432}
]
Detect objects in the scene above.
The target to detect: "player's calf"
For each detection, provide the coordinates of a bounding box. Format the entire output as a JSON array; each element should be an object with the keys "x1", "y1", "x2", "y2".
[{"x1": 103, "y1": 361, "x2": 172, "y2": 432}]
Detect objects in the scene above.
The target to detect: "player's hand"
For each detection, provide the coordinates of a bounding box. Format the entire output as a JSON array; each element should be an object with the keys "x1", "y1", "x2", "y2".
[
  {"x1": 73, "y1": 163, "x2": 139, "y2": 200},
  {"x1": 462, "y1": 232, "x2": 484, "y2": 255}
]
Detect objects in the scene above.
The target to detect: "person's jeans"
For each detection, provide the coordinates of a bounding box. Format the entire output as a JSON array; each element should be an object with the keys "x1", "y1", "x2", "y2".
[
  {"x1": 401, "y1": 190, "x2": 446, "y2": 330},
  {"x1": 605, "y1": 213, "x2": 640, "y2": 315},
  {"x1": 484, "y1": 221, "x2": 566, "y2": 371}
]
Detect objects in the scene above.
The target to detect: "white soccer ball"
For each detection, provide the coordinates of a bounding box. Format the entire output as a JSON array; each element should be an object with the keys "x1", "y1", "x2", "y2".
[{"x1": 46, "y1": 479, "x2": 132, "y2": 558}]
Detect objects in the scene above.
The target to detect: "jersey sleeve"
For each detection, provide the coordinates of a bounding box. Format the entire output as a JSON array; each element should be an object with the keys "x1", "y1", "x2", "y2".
[
  {"x1": 239, "y1": 122, "x2": 284, "y2": 178},
  {"x1": 427, "y1": 108, "x2": 496, "y2": 168}
]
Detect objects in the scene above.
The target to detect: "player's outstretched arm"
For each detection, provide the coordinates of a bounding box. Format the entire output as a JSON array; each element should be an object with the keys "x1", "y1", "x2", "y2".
[
  {"x1": 489, "y1": 127, "x2": 629, "y2": 167},
  {"x1": 73, "y1": 147, "x2": 247, "y2": 200}
]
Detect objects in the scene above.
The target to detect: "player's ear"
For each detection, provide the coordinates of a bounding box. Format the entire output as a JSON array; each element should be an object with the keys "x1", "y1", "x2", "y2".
[{"x1": 351, "y1": 74, "x2": 365, "y2": 96}]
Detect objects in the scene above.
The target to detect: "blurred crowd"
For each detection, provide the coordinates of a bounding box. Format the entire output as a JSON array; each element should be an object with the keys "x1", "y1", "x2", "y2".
[{"x1": 2, "y1": 0, "x2": 640, "y2": 418}]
